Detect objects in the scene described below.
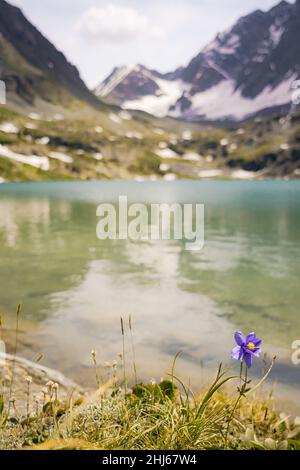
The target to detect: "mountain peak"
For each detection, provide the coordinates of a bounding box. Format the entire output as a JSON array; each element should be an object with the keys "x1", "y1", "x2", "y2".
[
  {"x1": 94, "y1": 63, "x2": 163, "y2": 103},
  {"x1": 269, "y1": 0, "x2": 293, "y2": 19},
  {"x1": 270, "y1": 0, "x2": 290, "y2": 10}
]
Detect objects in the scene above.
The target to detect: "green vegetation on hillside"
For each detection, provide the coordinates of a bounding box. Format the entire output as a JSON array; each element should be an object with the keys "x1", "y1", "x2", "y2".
[{"x1": 0, "y1": 106, "x2": 300, "y2": 182}]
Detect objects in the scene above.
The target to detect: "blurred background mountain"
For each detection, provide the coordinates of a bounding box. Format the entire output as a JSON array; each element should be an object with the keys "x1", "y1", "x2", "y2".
[{"x1": 0, "y1": 0, "x2": 299, "y2": 181}]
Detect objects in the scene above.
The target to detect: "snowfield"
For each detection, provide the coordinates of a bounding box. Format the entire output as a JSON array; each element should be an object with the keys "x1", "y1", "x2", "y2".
[
  {"x1": 117, "y1": 70, "x2": 296, "y2": 121},
  {"x1": 170, "y1": 74, "x2": 296, "y2": 121},
  {"x1": 0, "y1": 145, "x2": 50, "y2": 170},
  {"x1": 123, "y1": 78, "x2": 184, "y2": 118},
  {"x1": 49, "y1": 151, "x2": 73, "y2": 163},
  {"x1": 0, "y1": 122, "x2": 19, "y2": 134}
]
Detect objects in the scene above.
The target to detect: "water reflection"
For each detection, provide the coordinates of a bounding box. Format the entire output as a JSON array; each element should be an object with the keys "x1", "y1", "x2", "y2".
[{"x1": 0, "y1": 181, "x2": 299, "y2": 403}]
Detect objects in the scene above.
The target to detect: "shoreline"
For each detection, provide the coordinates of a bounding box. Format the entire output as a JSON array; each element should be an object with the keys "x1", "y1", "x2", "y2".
[
  {"x1": 1, "y1": 173, "x2": 300, "y2": 184},
  {"x1": 0, "y1": 352, "x2": 84, "y2": 415}
]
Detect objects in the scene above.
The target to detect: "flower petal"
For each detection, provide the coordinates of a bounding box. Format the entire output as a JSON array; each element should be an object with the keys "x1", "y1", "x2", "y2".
[
  {"x1": 252, "y1": 347, "x2": 261, "y2": 358},
  {"x1": 234, "y1": 331, "x2": 245, "y2": 346},
  {"x1": 231, "y1": 346, "x2": 243, "y2": 360},
  {"x1": 245, "y1": 332, "x2": 256, "y2": 343},
  {"x1": 243, "y1": 352, "x2": 252, "y2": 367},
  {"x1": 252, "y1": 337, "x2": 262, "y2": 347}
]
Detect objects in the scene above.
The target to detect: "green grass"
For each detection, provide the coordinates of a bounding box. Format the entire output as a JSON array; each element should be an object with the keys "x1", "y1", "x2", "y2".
[
  {"x1": 1, "y1": 311, "x2": 300, "y2": 451},
  {"x1": 0, "y1": 156, "x2": 77, "y2": 181},
  {"x1": 1, "y1": 345, "x2": 299, "y2": 451},
  {"x1": 128, "y1": 151, "x2": 162, "y2": 175},
  {"x1": 1, "y1": 361, "x2": 299, "y2": 450}
]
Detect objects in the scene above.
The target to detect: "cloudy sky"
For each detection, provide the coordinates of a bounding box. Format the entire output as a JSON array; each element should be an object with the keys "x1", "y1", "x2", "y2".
[{"x1": 10, "y1": 0, "x2": 284, "y2": 87}]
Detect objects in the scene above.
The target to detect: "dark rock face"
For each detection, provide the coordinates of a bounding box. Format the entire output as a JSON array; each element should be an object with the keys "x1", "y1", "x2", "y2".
[
  {"x1": 114, "y1": 75, "x2": 159, "y2": 101},
  {"x1": 182, "y1": 4, "x2": 294, "y2": 96},
  {"x1": 95, "y1": 65, "x2": 161, "y2": 103},
  {"x1": 0, "y1": 0, "x2": 99, "y2": 107},
  {"x1": 176, "y1": 0, "x2": 299, "y2": 112},
  {"x1": 170, "y1": 94, "x2": 191, "y2": 113},
  {"x1": 227, "y1": 148, "x2": 300, "y2": 175}
]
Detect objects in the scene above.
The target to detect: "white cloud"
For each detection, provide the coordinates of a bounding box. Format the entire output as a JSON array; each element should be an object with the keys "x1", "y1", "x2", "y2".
[{"x1": 76, "y1": 4, "x2": 164, "y2": 44}]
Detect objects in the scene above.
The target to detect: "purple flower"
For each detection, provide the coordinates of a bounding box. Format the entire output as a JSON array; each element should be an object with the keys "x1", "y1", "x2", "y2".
[{"x1": 231, "y1": 331, "x2": 262, "y2": 368}]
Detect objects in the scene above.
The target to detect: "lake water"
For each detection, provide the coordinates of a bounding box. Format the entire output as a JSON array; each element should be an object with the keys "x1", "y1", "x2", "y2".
[{"x1": 0, "y1": 180, "x2": 299, "y2": 409}]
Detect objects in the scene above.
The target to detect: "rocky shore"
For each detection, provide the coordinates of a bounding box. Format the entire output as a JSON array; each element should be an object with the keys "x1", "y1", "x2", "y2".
[{"x1": 0, "y1": 352, "x2": 83, "y2": 414}]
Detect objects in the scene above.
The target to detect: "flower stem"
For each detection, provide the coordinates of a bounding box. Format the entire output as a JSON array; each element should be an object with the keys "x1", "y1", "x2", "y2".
[{"x1": 224, "y1": 364, "x2": 248, "y2": 448}]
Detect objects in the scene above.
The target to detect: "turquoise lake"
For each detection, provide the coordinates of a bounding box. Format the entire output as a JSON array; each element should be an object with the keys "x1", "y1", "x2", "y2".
[{"x1": 0, "y1": 180, "x2": 299, "y2": 409}]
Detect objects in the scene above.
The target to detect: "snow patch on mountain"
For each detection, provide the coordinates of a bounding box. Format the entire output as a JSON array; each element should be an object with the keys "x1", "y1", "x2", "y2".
[
  {"x1": 269, "y1": 24, "x2": 285, "y2": 47},
  {"x1": 171, "y1": 73, "x2": 296, "y2": 121},
  {"x1": 95, "y1": 65, "x2": 135, "y2": 97},
  {"x1": 0, "y1": 145, "x2": 50, "y2": 170},
  {"x1": 203, "y1": 32, "x2": 240, "y2": 55},
  {"x1": 123, "y1": 78, "x2": 184, "y2": 117}
]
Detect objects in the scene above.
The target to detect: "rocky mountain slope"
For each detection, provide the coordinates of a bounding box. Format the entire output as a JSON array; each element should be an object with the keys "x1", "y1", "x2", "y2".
[
  {"x1": 0, "y1": 0, "x2": 101, "y2": 111},
  {"x1": 95, "y1": 0, "x2": 300, "y2": 122}
]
